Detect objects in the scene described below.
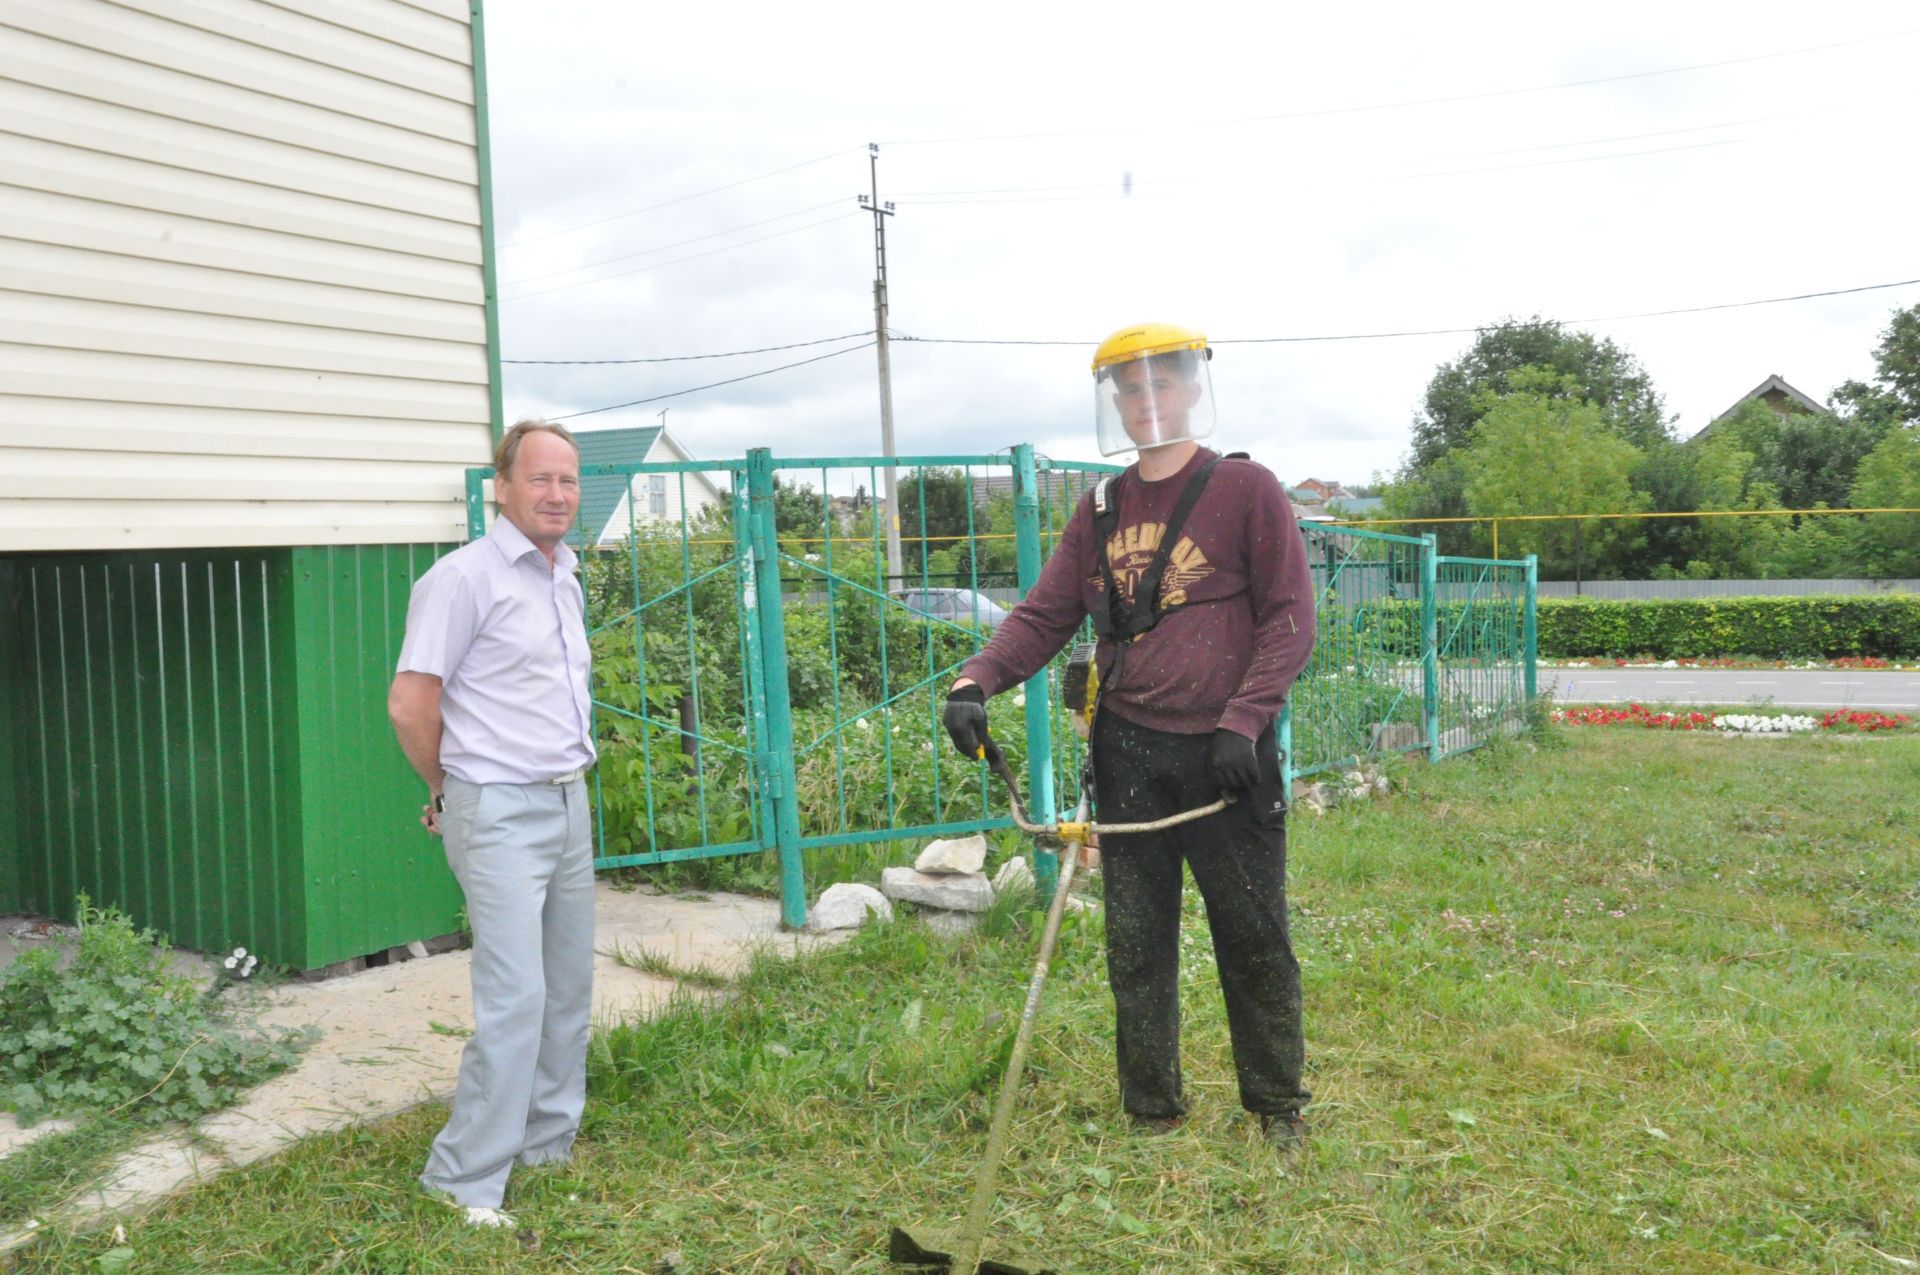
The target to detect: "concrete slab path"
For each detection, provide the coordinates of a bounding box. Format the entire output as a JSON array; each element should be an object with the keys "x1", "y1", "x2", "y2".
[{"x1": 0, "y1": 883, "x2": 840, "y2": 1256}]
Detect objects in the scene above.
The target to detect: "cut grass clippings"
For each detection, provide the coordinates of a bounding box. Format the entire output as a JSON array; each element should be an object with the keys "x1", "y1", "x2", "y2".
[{"x1": 12, "y1": 730, "x2": 1920, "y2": 1273}]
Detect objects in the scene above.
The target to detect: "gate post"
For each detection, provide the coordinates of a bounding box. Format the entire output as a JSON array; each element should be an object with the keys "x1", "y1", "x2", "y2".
[
  {"x1": 746, "y1": 449, "x2": 807, "y2": 928},
  {"x1": 1421, "y1": 534, "x2": 1440, "y2": 764},
  {"x1": 1010, "y1": 445, "x2": 1059, "y2": 897},
  {"x1": 1523, "y1": 553, "x2": 1539, "y2": 702}
]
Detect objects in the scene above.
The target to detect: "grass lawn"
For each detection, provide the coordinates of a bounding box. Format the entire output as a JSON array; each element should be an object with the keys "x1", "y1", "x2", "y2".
[{"x1": 16, "y1": 730, "x2": 1918, "y2": 1273}]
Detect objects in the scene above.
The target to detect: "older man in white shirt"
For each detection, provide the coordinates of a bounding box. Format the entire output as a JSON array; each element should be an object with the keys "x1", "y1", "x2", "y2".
[{"x1": 389, "y1": 418, "x2": 596, "y2": 1227}]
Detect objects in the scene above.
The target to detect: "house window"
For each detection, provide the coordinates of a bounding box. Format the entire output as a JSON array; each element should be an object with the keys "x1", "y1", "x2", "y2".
[{"x1": 647, "y1": 475, "x2": 667, "y2": 517}]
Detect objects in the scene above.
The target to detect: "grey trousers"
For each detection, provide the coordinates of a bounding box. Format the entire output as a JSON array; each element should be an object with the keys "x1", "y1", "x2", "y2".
[{"x1": 422, "y1": 776, "x2": 595, "y2": 1208}]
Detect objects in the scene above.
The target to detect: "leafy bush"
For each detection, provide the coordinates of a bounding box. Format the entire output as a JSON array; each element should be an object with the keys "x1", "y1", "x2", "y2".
[
  {"x1": 1537, "y1": 595, "x2": 1920, "y2": 658},
  {"x1": 0, "y1": 899, "x2": 312, "y2": 1127}
]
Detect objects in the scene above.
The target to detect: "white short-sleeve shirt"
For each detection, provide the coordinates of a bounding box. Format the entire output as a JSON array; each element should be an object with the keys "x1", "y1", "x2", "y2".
[{"x1": 397, "y1": 517, "x2": 596, "y2": 785}]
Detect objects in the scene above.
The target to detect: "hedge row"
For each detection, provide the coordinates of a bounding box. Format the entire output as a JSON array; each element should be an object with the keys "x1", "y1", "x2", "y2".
[{"x1": 1536, "y1": 595, "x2": 1920, "y2": 658}]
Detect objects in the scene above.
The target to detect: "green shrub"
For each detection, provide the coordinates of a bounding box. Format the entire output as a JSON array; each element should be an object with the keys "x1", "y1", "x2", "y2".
[
  {"x1": 0, "y1": 899, "x2": 313, "y2": 1127},
  {"x1": 1537, "y1": 595, "x2": 1920, "y2": 658}
]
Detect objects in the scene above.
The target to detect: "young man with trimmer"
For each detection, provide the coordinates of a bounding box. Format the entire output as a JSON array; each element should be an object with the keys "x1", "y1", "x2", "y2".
[{"x1": 942, "y1": 323, "x2": 1318, "y2": 1148}]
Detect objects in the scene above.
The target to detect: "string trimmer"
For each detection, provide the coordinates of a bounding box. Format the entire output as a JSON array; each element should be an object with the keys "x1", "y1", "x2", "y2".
[{"x1": 888, "y1": 746, "x2": 1225, "y2": 1275}]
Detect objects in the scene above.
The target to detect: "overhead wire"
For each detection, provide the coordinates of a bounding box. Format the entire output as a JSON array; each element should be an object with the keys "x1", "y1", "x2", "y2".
[
  {"x1": 502, "y1": 199, "x2": 846, "y2": 287},
  {"x1": 502, "y1": 211, "x2": 863, "y2": 302},
  {"x1": 888, "y1": 276, "x2": 1920, "y2": 348},
  {"x1": 548, "y1": 340, "x2": 876, "y2": 421},
  {"x1": 505, "y1": 332, "x2": 872, "y2": 365},
  {"x1": 880, "y1": 26, "x2": 1918, "y2": 146},
  {"x1": 501, "y1": 146, "x2": 862, "y2": 249}
]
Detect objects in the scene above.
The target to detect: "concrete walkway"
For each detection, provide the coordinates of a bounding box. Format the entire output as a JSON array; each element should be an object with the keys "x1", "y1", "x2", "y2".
[{"x1": 0, "y1": 884, "x2": 837, "y2": 1256}]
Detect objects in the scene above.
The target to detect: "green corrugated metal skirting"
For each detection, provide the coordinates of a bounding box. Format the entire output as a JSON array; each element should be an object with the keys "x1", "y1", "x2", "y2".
[{"x1": 1, "y1": 545, "x2": 457, "y2": 970}]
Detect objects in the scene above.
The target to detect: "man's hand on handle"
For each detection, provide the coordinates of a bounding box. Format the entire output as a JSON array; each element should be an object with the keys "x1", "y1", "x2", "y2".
[{"x1": 943, "y1": 680, "x2": 1002, "y2": 766}]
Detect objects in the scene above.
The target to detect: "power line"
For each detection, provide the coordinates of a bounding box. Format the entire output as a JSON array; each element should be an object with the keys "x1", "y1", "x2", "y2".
[
  {"x1": 549, "y1": 340, "x2": 876, "y2": 422},
  {"x1": 889, "y1": 276, "x2": 1920, "y2": 349},
  {"x1": 881, "y1": 27, "x2": 1917, "y2": 147},
  {"x1": 889, "y1": 111, "x2": 1816, "y2": 202},
  {"x1": 500, "y1": 146, "x2": 862, "y2": 249},
  {"x1": 502, "y1": 199, "x2": 846, "y2": 288},
  {"x1": 895, "y1": 138, "x2": 1748, "y2": 208},
  {"x1": 502, "y1": 212, "x2": 862, "y2": 302},
  {"x1": 505, "y1": 332, "x2": 872, "y2": 365}
]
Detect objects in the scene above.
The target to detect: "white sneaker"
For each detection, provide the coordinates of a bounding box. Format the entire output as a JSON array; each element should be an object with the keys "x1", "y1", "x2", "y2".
[{"x1": 462, "y1": 1206, "x2": 517, "y2": 1229}]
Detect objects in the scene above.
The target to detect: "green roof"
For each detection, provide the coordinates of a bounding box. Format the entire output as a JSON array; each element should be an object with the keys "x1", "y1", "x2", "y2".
[{"x1": 571, "y1": 425, "x2": 662, "y2": 547}]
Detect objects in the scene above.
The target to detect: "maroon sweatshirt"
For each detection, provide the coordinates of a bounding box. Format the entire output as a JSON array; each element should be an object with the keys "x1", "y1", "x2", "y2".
[{"x1": 961, "y1": 446, "x2": 1317, "y2": 739}]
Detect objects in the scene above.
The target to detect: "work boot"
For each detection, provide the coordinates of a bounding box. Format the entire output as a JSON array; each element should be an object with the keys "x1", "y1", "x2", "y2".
[{"x1": 1260, "y1": 1112, "x2": 1308, "y2": 1150}]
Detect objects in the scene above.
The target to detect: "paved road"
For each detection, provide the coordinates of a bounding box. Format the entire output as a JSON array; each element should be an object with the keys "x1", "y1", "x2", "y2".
[{"x1": 1542, "y1": 667, "x2": 1920, "y2": 711}]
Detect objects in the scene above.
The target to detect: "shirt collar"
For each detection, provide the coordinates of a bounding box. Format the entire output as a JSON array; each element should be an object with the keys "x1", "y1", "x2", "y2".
[{"x1": 487, "y1": 516, "x2": 578, "y2": 574}]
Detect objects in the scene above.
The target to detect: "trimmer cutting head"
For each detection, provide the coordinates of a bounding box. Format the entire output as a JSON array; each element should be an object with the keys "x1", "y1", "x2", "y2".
[{"x1": 888, "y1": 1224, "x2": 1059, "y2": 1275}]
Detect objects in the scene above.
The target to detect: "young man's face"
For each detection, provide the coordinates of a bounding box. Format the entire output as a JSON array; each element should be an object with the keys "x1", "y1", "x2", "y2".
[{"x1": 1111, "y1": 356, "x2": 1203, "y2": 448}]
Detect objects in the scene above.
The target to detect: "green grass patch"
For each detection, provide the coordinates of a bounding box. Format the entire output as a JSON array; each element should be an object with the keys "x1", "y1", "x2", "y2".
[{"x1": 14, "y1": 732, "x2": 1919, "y2": 1272}]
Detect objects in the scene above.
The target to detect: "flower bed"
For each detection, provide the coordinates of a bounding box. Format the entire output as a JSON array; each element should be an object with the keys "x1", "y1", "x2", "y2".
[
  {"x1": 1549, "y1": 655, "x2": 1913, "y2": 671},
  {"x1": 1554, "y1": 705, "x2": 1911, "y2": 733}
]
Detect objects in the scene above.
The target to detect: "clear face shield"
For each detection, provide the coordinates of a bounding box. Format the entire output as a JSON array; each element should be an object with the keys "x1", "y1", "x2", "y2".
[{"x1": 1093, "y1": 349, "x2": 1216, "y2": 458}]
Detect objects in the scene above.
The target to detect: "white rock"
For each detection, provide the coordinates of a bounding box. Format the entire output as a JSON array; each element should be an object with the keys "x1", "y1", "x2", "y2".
[
  {"x1": 881, "y1": 866, "x2": 993, "y2": 913},
  {"x1": 921, "y1": 910, "x2": 980, "y2": 936},
  {"x1": 915, "y1": 834, "x2": 989, "y2": 875},
  {"x1": 806, "y1": 882, "x2": 893, "y2": 932},
  {"x1": 991, "y1": 855, "x2": 1036, "y2": 898},
  {"x1": 1341, "y1": 770, "x2": 1367, "y2": 787}
]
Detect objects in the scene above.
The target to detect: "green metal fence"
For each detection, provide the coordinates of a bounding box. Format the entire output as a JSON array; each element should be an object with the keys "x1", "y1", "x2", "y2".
[{"x1": 465, "y1": 450, "x2": 1536, "y2": 928}]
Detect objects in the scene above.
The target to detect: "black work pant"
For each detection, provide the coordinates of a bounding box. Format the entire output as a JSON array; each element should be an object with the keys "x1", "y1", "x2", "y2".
[{"x1": 1091, "y1": 709, "x2": 1307, "y2": 1120}]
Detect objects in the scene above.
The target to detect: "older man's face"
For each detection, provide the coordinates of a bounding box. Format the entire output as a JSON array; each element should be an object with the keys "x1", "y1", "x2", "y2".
[
  {"x1": 1111, "y1": 356, "x2": 1203, "y2": 447},
  {"x1": 496, "y1": 430, "x2": 580, "y2": 548}
]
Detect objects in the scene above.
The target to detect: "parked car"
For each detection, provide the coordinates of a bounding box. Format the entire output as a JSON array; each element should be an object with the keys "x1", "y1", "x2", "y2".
[{"x1": 890, "y1": 587, "x2": 1010, "y2": 629}]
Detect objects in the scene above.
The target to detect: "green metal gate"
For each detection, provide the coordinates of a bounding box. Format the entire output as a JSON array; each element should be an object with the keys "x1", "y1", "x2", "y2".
[{"x1": 466, "y1": 445, "x2": 1116, "y2": 928}]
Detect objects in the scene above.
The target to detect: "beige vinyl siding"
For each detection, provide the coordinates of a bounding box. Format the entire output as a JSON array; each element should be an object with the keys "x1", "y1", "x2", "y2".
[{"x1": 0, "y1": 0, "x2": 493, "y2": 550}]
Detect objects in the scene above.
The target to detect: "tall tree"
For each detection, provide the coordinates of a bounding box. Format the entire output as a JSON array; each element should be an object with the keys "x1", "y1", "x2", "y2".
[
  {"x1": 894, "y1": 467, "x2": 978, "y2": 578},
  {"x1": 1458, "y1": 369, "x2": 1647, "y2": 577},
  {"x1": 1834, "y1": 303, "x2": 1920, "y2": 428},
  {"x1": 1848, "y1": 425, "x2": 1920, "y2": 577},
  {"x1": 1410, "y1": 319, "x2": 1670, "y2": 470}
]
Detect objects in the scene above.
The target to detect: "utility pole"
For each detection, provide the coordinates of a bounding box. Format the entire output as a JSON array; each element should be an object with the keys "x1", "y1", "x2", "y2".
[{"x1": 858, "y1": 142, "x2": 903, "y2": 587}]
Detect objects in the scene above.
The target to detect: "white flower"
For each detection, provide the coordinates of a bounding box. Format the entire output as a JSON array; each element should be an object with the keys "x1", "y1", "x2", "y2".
[
  {"x1": 224, "y1": 955, "x2": 238, "y2": 970},
  {"x1": 1012, "y1": 692, "x2": 1026, "y2": 708}
]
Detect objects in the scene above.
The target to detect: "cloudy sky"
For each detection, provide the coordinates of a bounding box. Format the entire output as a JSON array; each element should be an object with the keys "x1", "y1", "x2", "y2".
[{"x1": 485, "y1": 1, "x2": 1920, "y2": 495}]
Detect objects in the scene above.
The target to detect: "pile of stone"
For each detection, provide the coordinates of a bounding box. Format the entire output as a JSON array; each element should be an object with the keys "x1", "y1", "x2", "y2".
[
  {"x1": 1291, "y1": 766, "x2": 1392, "y2": 816},
  {"x1": 806, "y1": 834, "x2": 1048, "y2": 935}
]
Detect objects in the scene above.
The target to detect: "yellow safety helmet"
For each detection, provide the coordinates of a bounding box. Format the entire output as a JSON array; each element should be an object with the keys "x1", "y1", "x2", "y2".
[
  {"x1": 1091, "y1": 322, "x2": 1216, "y2": 457},
  {"x1": 1091, "y1": 322, "x2": 1211, "y2": 374}
]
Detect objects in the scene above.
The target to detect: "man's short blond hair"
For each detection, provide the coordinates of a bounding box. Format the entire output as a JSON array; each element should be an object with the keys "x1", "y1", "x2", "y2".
[{"x1": 493, "y1": 418, "x2": 580, "y2": 478}]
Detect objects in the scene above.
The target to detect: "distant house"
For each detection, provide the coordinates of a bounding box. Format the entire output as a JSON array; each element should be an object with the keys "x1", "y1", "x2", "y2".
[
  {"x1": 1295, "y1": 478, "x2": 1357, "y2": 503},
  {"x1": 1285, "y1": 487, "x2": 1337, "y2": 523},
  {"x1": 572, "y1": 425, "x2": 727, "y2": 546},
  {"x1": 1689, "y1": 373, "x2": 1827, "y2": 442}
]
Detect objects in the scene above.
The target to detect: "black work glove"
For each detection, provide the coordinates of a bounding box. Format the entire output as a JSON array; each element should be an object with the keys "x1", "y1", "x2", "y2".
[
  {"x1": 1207, "y1": 728, "x2": 1261, "y2": 797},
  {"x1": 942, "y1": 684, "x2": 1001, "y2": 764}
]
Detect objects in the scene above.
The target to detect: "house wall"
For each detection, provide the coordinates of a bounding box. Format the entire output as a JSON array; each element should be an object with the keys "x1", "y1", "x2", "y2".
[
  {"x1": 0, "y1": 0, "x2": 493, "y2": 550},
  {"x1": 6, "y1": 549, "x2": 306, "y2": 956},
  {"x1": 4, "y1": 544, "x2": 461, "y2": 969},
  {"x1": 287, "y1": 543, "x2": 463, "y2": 965}
]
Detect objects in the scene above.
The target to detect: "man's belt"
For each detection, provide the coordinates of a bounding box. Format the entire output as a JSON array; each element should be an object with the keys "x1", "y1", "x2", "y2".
[{"x1": 545, "y1": 768, "x2": 586, "y2": 786}]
